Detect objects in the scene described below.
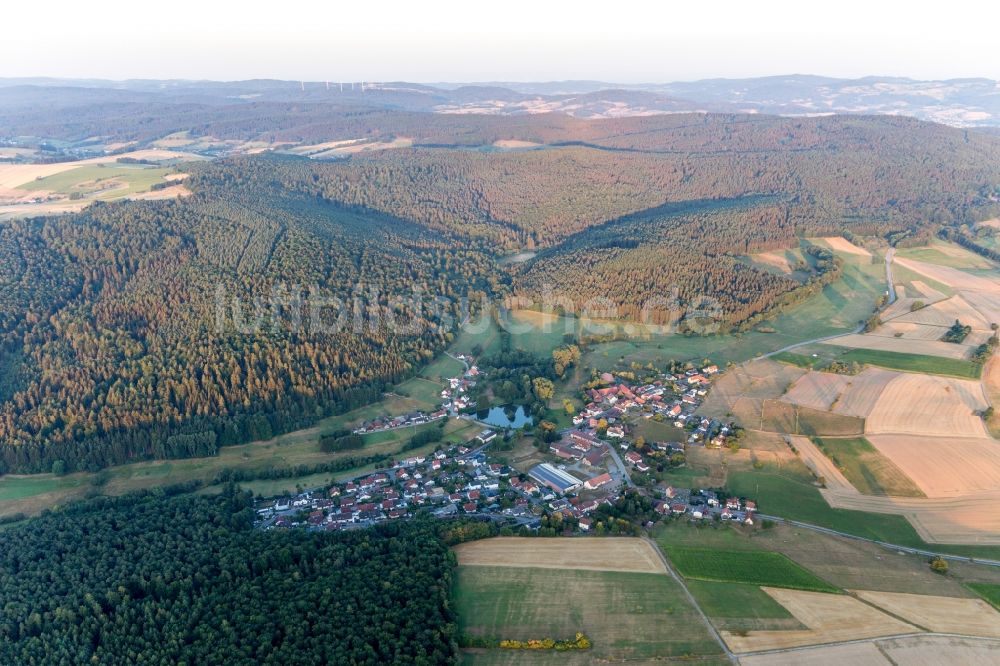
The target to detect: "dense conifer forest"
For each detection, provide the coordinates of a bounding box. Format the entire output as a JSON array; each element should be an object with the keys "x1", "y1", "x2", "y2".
[
  {"x1": 2, "y1": 109, "x2": 1000, "y2": 471},
  {"x1": 0, "y1": 489, "x2": 467, "y2": 665}
]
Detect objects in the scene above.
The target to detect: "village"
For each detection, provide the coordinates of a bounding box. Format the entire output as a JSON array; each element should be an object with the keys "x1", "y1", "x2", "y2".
[{"x1": 257, "y1": 357, "x2": 759, "y2": 533}]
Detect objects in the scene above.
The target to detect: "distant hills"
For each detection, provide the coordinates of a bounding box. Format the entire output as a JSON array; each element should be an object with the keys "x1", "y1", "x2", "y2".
[{"x1": 2, "y1": 75, "x2": 1000, "y2": 126}]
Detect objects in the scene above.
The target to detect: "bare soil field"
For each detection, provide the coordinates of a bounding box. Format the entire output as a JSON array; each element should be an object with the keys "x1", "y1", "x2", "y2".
[
  {"x1": 453, "y1": 537, "x2": 666, "y2": 574},
  {"x1": 721, "y1": 587, "x2": 917, "y2": 653},
  {"x1": 739, "y1": 642, "x2": 890, "y2": 666},
  {"x1": 977, "y1": 218, "x2": 1000, "y2": 229},
  {"x1": 863, "y1": 434, "x2": 1000, "y2": 496},
  {"x1": 865, "y1": 373, "x2": 988, "y2": 438},
  {"x1": 894, "y1": 256, "x2": 1000, "y2": 293},
  {"x1": 879, "y1": 635, "x2": 1000, "y2": 665},
  {"x1": 821, "y1": 236, "x2": 872, "y2": 257},
  {"x1": 854, "y1": 590, "x2": 1000, "y2": 638},
  {"x1": 822, "y1": 332, "x2": 971, "y2": 359}
]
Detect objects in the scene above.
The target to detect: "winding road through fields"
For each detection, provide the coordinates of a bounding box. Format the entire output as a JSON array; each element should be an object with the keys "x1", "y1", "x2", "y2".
[{"x1": 760, "y1": 247, "x2": 896, "y2": 359}]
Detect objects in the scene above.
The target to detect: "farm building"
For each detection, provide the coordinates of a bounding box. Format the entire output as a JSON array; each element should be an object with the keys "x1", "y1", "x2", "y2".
[{"x1": 529, "y1": 463, "x2": 583, "y2": 494}]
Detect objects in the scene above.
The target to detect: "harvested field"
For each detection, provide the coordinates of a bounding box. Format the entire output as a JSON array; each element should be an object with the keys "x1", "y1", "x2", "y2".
[
  {"x1": 821, "y1": 488, "x2": 1000, "y2": 544},
  {"x1": 781, "y1": 367, "x2": 895, "y2": 418},
  {"x1": 720, "y1": 587, "x2": 917, "y2": 653},
  {"x1": 700, "y1": 359, "x2": 805, "y2": 419},
  {"x1": 960, "y1": 290, "x2": 1000, "y2": 326},
  {"x1": 865, "y1": 373, "x2": 988, "y2": 438},
  {"x1": 455, "y1": 566, "x2": 725, "y2": 664},
  {"x1": 892, "y1": 294, "x2": 993, "y2": 329},
  {"x1": 822, "y1": 332, "x2": 971, "y2": 359},
  {"x1": 879, "y1": 635, "x2": 1000, "y2": 666},
  {"x1": 894, "y1": 256, "x2": 1000, "y2": 294},
  {"x1": 761, "y1": 400, "x2": 864, "y2": 436},
  {"x1": 909, "y1": 280, "x2": 948, "y2": 302},
  {"x1": 978, "y1": 218, "x2": 1000, "y2": 229},
  {"x1": 814, "y1": 437, "x2": 924, "y2": 497},
  {"x1": 128, "y1": 184, "x2": 191, "y2": 200},
  {"x1": 987, "y1": 353, "x2": 1000, "y2": 438},
  {"x1": 752, "y1": 250, "x2": 796, "y2": 274},
  {"x1": 864, "y1": 434, "x2": 1000, "y2": 496},
  {"x1": 0, "y1": 163, "x2": 82, "y2": 188},
  {"x1": 870, "y1": 321, "x2": 953, "y2": 341},
  {"x1": 854, "y1": 590, "x2": 1000, "y2": 638},
  {"x1": 827, "y1": 368, "x2": 897, "y2": 418},
  {"x1": 453, "y1": 537, "x2": 666, "y2": 573},
  {"x1": 739, "y1": 642, "x2": 890, "y2": 666},
  {"x1": 790, "y1": 436, "x2": 857, "y2": 494},
  {"x1": 822, "y1": 236, "x2": 871, "y2": 256},
  {"x1": 493, "y1": 139, "x2": 542, "y2": 149},
  {"x1": 781, "y1": 373, "x2": 851, "y2": 412}
]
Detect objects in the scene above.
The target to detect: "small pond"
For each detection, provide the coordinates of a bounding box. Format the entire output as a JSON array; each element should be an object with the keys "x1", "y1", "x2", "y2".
[{"x1": 476, "y1": 404, "x2": 533, "y2": 429}]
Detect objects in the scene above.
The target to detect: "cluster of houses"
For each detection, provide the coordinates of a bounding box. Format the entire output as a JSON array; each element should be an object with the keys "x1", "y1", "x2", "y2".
[
  {"x1": 572, "y1": 365, "x2": 719, "y2": 436},
  {"x1": 654, "y1": 489, "x2": 758, "y2": 525},
  {"x1": 259, "y1": 355, "x2": 762, "y2": 536},
  {"x1": 352, "y1": 360, "x2": 481, "y2": 434},
  {"x1": 260, "y1": 435, "x2": 548, "y2": 531},
  {"x1": 352, "y1": 409, "x2": 447, "y2": 434},
  {"x1": 440, "y1": 361, "x2": 480, "y2": 413}
]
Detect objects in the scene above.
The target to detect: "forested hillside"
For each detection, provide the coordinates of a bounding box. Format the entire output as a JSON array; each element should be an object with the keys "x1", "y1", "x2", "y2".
[
  {"x1": 2, "y1": 111, "x2": 1000, "y2": 472},
  {"x1": 0, "y1": 489, "x2": 462, "y2": 665},
  {"x1": 0, "y1": 161, "x2": 498, "y2": 473}
]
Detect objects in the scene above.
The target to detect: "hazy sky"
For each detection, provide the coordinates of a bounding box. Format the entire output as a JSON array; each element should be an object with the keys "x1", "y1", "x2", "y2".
[{"x1": 4, "y1": 1, "x2": 998, "y2": 82}]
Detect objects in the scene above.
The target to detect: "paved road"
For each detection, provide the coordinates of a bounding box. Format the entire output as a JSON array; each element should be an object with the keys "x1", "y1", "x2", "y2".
[
  {"x1": 759, "y1": 246, "x2": 896, "y2": 360},
  {"x1": 604, "y1": 444, "x2": 634, "y2": 487},
  {"x1": 644, "y1": 537, "x2": 737, "y2": 663},
  {"x1": 885, "y1": 247, "x2": 896, "y2": 304}
]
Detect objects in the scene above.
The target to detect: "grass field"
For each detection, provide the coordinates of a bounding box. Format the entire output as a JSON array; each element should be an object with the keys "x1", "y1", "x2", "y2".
[
  {"x1": 664, "y1": 546, "x2": 839, "y2": 593},
  {"x1": 0, "y1": 416, "x2": 481, "y2": 515},
  {"x1": 454, "y1": 566, "x2": 725, "y2": 665},
  {"x1": 582, "y1": 252, "x2": 888, "y2": 370},
  {"x1": 685, "y1": 580, "x2": 802, "y2": 632},
  {"x1": 760, "y1": 400, "x2": 865, "y2": 436},
  {"x1": 19, "y1": 164, "x2": 175, "y2": 200},
  {"x1": 967, "y1": 583, "x2": 1000, "y2": 610},
  {"x1": 813, "y1": 437, "x2": 924, "y2": 497},
  {"x1": 724, "y1": 461, "x2": 1000, "y2": 560},
  {"x1": 819, "y1": 346, "x2": 981, "y2": 378},
  {"x1": 895, "y1": 239, "x2": 996, "y2": 270}
]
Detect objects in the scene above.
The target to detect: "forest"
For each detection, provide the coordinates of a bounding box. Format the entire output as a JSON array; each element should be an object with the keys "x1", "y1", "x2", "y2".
[
  {"x1": 3, "y1": 110, "x2": 1000, "y2": 472},
  {"x1": 0, "y1": 488, "x2": 475, "y2": 665}
]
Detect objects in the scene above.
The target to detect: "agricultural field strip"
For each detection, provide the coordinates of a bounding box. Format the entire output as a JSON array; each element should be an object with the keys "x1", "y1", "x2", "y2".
[
  {"x1": 453, "y1": 536, "x2": 667, "y2": 574},
  {"x1": 852, "y1": 590, "x2": 1000, "y2": 639},
  {"x1": 738, "y1": 635, "x2": 1000, "y2": 665},
  {"x1": 720, "y1": 587, "x2": 919, "y2": 653},
  {"x1": 664, "y1": 546, "x2": 839, "y2": 593},
  {"x1": 789, "y1": 436, "x2": 857, "y2": 494}
]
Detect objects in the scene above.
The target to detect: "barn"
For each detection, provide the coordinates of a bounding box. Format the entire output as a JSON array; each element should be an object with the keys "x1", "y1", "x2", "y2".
[{"x1": 529, "y1": 463, "x2": 582, "y2": 494}]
